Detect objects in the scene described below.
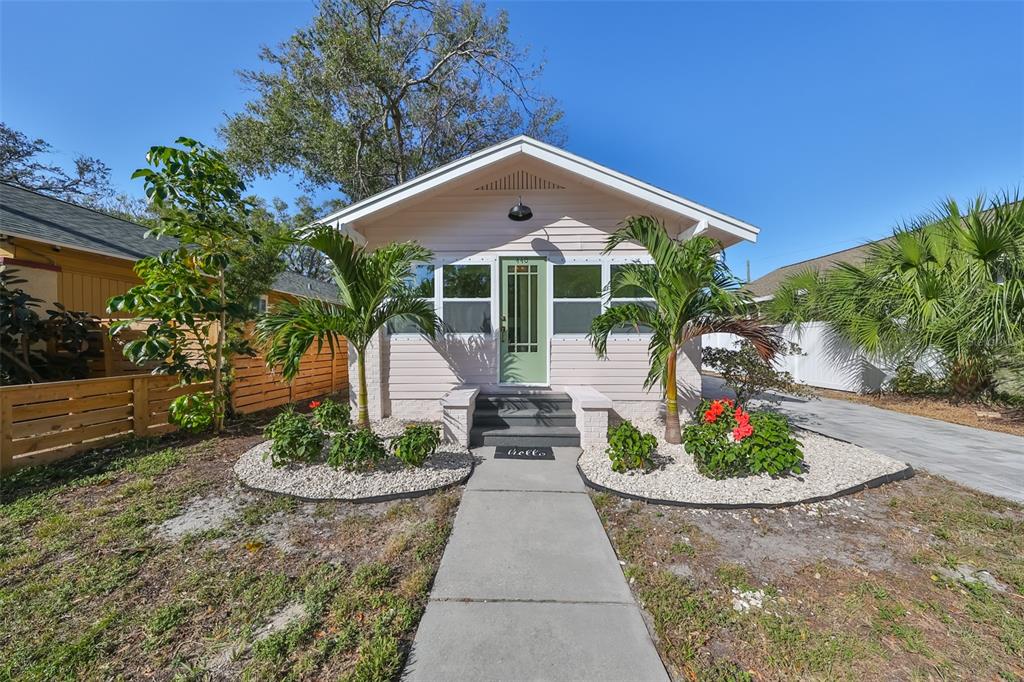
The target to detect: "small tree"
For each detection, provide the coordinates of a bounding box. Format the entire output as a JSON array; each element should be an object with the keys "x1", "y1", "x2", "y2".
[
  {"x1": 108, "y1": 138, "x2": 285, "y2": 431},
  {"x1": 589, "y1": 217, "x2": 781, "y2": 444},
  {"x1": 255, "y1": 227, "x2": 439, "y2": 429},
  {"x1": 702, "y1": 340, "x2": 812, "y2": 405}
]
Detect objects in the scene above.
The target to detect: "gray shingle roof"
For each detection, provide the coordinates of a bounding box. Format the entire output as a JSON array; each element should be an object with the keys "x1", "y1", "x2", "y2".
[
  {"x1": 0, "y1": 182, "x2": 336, "y2": 301},
  {"x1": 744, "y1": 238, "x2": 893, "y2": 298}
]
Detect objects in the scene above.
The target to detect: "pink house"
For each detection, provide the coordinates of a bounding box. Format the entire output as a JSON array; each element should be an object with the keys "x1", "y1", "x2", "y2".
[{"x1": 320, "y1": 136, "x2": 759, "y2": 447}]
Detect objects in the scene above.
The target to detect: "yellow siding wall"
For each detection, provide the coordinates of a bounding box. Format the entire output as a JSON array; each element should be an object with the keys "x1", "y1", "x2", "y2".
[{"x1": 7, "y1": 238, "x2": 140, "y2": 316}]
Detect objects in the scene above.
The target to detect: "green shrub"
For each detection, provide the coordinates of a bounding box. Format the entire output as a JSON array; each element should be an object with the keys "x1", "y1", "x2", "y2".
[
  {"x1": 263, "y1": 407, "x2": 325, "y2": 467},
  {"x1": 684, "y1": 399, "x2": 803, "y2": 479},
  {"x1": 885, "y1": 362, "x2": 945, "y2": 397},
  {"x1": 741, "y1": 412, "x2": 803, "y2": 476},
  {"x1": 311, "y1": 397, "x2": 350, "y2": 432},
  {"x1": 327, "y1": 428, "x2": 387, "y2": 471},
  {"x1": 168, "y1": 393, "x2": 215, "y2": 433},
  {"x1": 606, "y1": 420, "x2": 657, "y2": 473},
  {"x1": 391, "y1": 424, "x2": 440, "y2": 468}
]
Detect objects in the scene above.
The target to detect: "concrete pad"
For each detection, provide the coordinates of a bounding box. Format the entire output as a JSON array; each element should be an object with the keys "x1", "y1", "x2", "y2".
[
  {"x1": 468, "y1": 446, "x2": 585, "y2": 492},
  {"x1": 404, "y1": 600, "x2": 669, "y2": 682},
  {"x1": 431, "y1": 490, "x2": 633, "y2": 603}
]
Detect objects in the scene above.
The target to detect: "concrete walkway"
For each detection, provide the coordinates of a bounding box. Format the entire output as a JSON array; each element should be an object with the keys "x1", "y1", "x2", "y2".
[
  {"x1": 704, "y1": 376, "x2": 1024, "y2": 503},
  {"x1": 404, "y1": 447, "x2": 668, "y2": 681}
]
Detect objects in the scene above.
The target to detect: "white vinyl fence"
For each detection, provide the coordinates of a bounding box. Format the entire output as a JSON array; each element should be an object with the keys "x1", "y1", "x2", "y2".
[{"x1": 703, "y1": 322, "x2": 893, "y2": 393}]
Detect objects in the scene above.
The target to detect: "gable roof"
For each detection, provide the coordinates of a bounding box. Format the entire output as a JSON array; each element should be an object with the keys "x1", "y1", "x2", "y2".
[
  {"x1": 0, "y1": 182, "x2": 337, "y2": 301},
  {"x1": 320, "y1": 135, "x2": 760, "y2": 245},
  {"x1": 744, "y1": 238, "x2": 893, "y2": 298}
]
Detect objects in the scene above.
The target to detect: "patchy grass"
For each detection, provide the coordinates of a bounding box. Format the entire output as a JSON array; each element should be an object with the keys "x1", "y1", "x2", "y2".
[
  {"x1": 0, "y1": 420, "x2": 460, "y2": 680},
  {"x1": 595, "y1": 473, "x2": 1024, "y2": 680},
  {"x1": 815, "y1": 388, "x2": 1024, "y2": 437}
]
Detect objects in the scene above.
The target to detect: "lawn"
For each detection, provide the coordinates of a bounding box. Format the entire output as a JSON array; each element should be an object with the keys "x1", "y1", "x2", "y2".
[
  {"x1": 0, "y1": 417, "x2": 459, "y2": 680},
  {"x1": 593, "y1": 473, "x2": 1024, "y2": 681}
]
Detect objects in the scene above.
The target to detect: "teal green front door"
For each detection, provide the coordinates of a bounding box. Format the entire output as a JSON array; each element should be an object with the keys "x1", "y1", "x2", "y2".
[{"x1": 499, "y1": 257, "x2": 548, "y2": 384}]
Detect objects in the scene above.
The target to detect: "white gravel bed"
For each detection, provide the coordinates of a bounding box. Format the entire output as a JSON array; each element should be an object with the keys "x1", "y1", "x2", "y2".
[
  {"x1": 579, "y1": 416, "x2": 911, "y2": 508},
  {"x1": 234, "y1": 419, "x2": 473, "y2": 501}
]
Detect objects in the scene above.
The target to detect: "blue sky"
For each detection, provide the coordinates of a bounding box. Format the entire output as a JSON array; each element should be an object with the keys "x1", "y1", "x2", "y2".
[{"x1": 2, "y1": 1, "x2": 1021, "y2": 279}]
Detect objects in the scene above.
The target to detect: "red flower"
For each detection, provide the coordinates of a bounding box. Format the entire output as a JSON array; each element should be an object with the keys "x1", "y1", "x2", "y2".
[
  {"x1": 309, "y1": 400, "x2": 321, "y2": 409},
  {"x1": 733, "y1": 423, "x2": 753, "y2": 441},
  {"x1": 704, "y1": 409, "x2": 718, "y2": 423}
]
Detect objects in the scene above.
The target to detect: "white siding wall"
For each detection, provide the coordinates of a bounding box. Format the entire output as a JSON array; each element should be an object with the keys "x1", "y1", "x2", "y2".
[{"x1": 346, "y1": 164, "x2": 696, "y2": 418}]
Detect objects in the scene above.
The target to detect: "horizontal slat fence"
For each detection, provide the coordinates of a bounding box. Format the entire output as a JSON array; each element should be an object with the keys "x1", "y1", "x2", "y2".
[
  {"x1": 232, "y1": 344, "x2": 347, "y2": 414},
  {"x1": 0, "y1": 375, "x2": 210, "y2": 472},
  {"x1": 1, "y1": 345, "x2": 349, "y2": 474}
]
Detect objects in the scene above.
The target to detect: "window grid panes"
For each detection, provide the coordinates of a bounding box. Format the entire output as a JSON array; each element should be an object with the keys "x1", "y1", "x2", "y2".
[
  {"x1": 609, "y1": 264, "x2": 655, "y2": 335},
  {"x1": 389, "y1": 264, "x2": 435, "y2": 334},
  {"x1": 553, "y1": 264, "x2": 602, "y2": 335},
  {"x1": 443, "y1": 264, "x2": 492, "y2": 334}
]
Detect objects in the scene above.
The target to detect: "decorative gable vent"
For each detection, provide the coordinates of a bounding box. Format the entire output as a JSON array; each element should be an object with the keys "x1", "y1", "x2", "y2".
[{"x1": 475, "y1": 170, "x2": 565, "y2": 192}]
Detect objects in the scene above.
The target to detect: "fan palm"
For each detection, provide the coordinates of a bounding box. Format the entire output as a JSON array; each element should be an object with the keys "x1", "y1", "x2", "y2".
[
  {"x1": 255, "y1": 227, "x2": 440, "y2": 428},
  {"x1": 766, "y1": 192, "x2": 1024, "y2": 400},
  {"x1": 589, "y1": 217, "x2": 781, "y2": 444}
]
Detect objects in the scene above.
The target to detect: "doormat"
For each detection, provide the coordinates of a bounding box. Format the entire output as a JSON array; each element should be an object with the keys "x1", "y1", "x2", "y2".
[{"x1": 494, "y1": 445, "x2": 555, "y2": 460}]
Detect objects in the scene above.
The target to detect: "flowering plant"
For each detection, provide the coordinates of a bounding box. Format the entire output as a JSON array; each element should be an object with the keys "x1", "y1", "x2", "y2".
[
  {"x1": 309, "y1": 400, "x2": 321, "y2": 409},
  {"x1": 310, "y1": 397, "x2": 351, "y2": 433},
  {"x1": 686, "y1": 398, "x2": 803, "y2": 478}
]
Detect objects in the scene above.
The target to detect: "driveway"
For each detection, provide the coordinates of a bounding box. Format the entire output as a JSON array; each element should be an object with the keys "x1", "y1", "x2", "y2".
[
  {"x1": 704, "y1": 376, "x2": 1024, "y2": 503},
  {"x1": 403, "y1": 447, "x2": 667, "y2": 681}
]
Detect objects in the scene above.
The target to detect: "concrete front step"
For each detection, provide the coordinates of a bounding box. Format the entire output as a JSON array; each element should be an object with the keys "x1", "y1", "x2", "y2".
[
  {"x1": 469, "y1": 425, "x2": 581, "y2": 447},
  {"x1": 471, "y1": 391, "x2": 580, "y2": 447},
  {"x1": 474, "y1": 406, "x2": 578, "y2": 428}
]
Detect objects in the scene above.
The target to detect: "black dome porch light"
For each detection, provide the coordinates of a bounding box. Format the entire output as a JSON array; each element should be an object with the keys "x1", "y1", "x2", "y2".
[{"x1": 507, "y1": 196, "x2": 533, "y2": 221}]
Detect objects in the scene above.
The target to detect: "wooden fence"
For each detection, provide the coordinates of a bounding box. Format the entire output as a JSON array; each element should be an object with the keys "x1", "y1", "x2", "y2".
[
  {"x1": 1, "y1": 345, "x2": 349, "y2": 474},
  {"x1": 0, "y1": 375, "x2": 207, "y2": 472},
  {"x1": 231, "y1": 345, "x2": 347, "y2": 414}
]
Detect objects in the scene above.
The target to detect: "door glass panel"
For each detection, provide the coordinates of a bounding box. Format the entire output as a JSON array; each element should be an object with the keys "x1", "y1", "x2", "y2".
[{"x1": 507, "y1": 263, "x2": 539, "y2": 352}]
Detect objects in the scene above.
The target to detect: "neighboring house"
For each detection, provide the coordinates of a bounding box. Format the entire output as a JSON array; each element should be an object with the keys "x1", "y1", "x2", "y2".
[
  {"x1": 0, "y1": 182, "x2": 336, "y2": 316},
  {"x1": 0, "y1": 182, "x2": 344, "y2": 408},
  {"x1": 706, "y1": 240, "x2": 896, "y2": 393},
  {"x1": 317, "y1": 135, "x2": 760, "y2": 445}
]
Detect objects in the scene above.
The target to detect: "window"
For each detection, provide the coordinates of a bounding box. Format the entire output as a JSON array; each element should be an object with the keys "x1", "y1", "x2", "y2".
[
  {"x1": 253, "y1": 295, "x2": 269, "y2": 314},
  {"x1": 442, "y1": 264, "x2": 491, "y2": 333},
  {"x1": 388, "y1": 264, "x2": 435, "y2": 334},
  {"x1": 610, "y1": 263, "x2": 656, "y2": 334},
  {"x1": 553, "y1": 264, "x2": 602, "y2": 334}
]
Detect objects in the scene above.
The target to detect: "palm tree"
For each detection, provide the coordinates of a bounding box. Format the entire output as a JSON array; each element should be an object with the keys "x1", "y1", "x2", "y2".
[
  {"x1": 766, "y1": 193, "x2": 1024, "y2": 401},
  {"x1": 255, "y1": 227, "x2": 440, "y2": 428},
  {"x1": 589, "y1": 216, "x2": 781, "y2": 444}
]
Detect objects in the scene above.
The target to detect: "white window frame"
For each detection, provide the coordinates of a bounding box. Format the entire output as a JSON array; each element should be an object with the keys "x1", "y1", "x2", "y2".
[
  {"x1": 440, "y1": 259, "x2": 494, "y2": 337},
  {"x1": 550, "y1": 254, "x2": 655, "y2": 341},
  {"x1": 387, "y1": 262, "x2": 440, "y2": 339}
]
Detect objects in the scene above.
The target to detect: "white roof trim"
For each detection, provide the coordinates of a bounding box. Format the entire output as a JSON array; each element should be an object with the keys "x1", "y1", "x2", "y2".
[{"x1": 320, "y1": 135, "x2": 759, "y2": 243}]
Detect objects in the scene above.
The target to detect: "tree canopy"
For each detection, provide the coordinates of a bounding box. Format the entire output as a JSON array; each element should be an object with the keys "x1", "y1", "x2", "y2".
[
  {"x1": 0, "y1": 122, "x2": 113, "y2": 206},
  {"x1": 222, "y1": 0, "x2": 564, "y2": 201},
  {"x1": 766, "y1": 193, "x2": 1024, "y2": 400}
]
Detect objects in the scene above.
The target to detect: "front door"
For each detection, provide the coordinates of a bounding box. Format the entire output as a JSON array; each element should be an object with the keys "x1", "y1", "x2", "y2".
[{"x1": 499, "y1": 257, "x2": 548, "y2": 384}]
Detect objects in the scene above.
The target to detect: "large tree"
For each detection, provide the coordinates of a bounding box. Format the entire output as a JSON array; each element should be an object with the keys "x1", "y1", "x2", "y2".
[
  {"x1": 222, "y1": 0, "x2": 563, "y2": 201},
  {"x1": 0, "y1": 123, "x2": 113, "y2": 205}
]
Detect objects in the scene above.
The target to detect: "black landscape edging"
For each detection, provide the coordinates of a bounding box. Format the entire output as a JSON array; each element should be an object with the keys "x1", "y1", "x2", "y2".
[
  {"x1": 576, "y1": 459, "x2": 915, "y2": 511},
  {"x1": 237, "y1": 457, "x2": 475, "y2": 504}
]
